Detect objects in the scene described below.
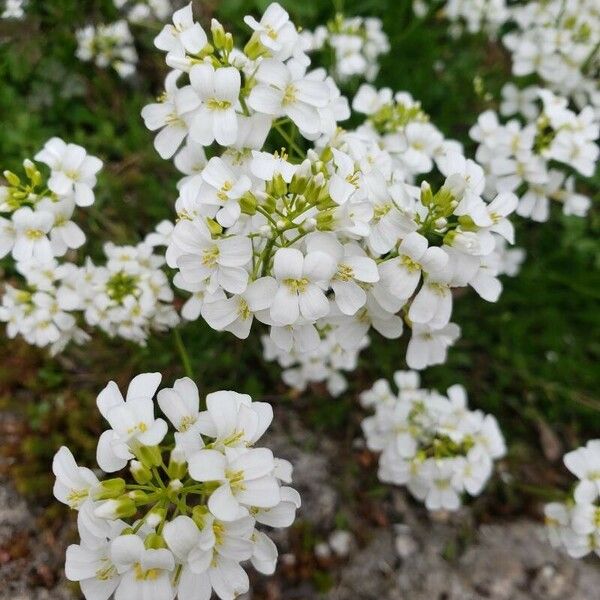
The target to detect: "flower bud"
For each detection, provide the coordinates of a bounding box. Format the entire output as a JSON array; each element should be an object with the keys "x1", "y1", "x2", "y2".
[
  {"x1": 244, "y1": 33, "x2": 265, "y2": 60},
  {"x1": 167, "y1": 449, "x2": 187, "y2": 480},
  {"x1": 316, "y1": 210, "x2": 333, "y2": 231},
  {"x1": 3, "y1": 170, "x2": 20, "y2": 187},
  {"x1": 92, "y1": 478, "x2": 126, "y2": 500},
  {"x1": 130, "y1": 460, "x2": 152, "y2": 485},
  {"x1": 272, "y1": 173, "x2": 288, "y2": 197},
  {"x1": 206, "y1": 217, "x2": 223, "y2": 236},
  {"x1": 94, "y1": 497, "x2": 137, "y2": 520},
  {"x1": 146, "y1": 506, "x2": 167, "y2": 528},
  {"x1": 136, "y1": 445, "x2": 162, "y2": 469},
  {"x1": 225, "y1": 32, "x2": 234, "y2": 53},
  {"x1": 192, "y1": 504, "x2": 210, "y2": 529},
  {"x1": 420, "y1": 181, "x2": 433, "y2": 206},
  {"x1": 128, "y1": 490, "x2": 150, "y2": 504},
  {"x1": 240, "y1": 191, "x2": 257, "y2": 215},
  {"x1": 144, "y1": 533, "x2": 167, "y2": 550},
  {"x1": 211, "y1": 19, "x2": 226, "y2": 50}
]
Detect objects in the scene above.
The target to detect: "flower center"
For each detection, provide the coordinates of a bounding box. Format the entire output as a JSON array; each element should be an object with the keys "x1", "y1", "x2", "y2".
[
  {"x1": 400, "y1": 255, "x2": 421, "y2": 272},
  {"x1": 283, "y1": 278, "x2": 309, "y2": 293},
  {"x1": 282, "y1": 84, "x2": 297, "y2": 106},
  {"x1": 206, "y1": 98, "x2": 232, "y2": 110},
  {"x1": 202, "y1": 246, "x2": 220, "y2": 267},
  {"x1": 217, "y1": 181, "x2": 233, "y2": 202},
  {"x1": 335, "y1": 264, "x2": 354, "y2": 281},
  {"x1": 106, "y1": 271, "x2": 139, "y2": 303},
  {"x1": 238, "y1": 297, "x2": 251, "y2": 320},
  {"x1": 179, "y1": 415, "x2": 197, "y2": 432},
  {"x1": 25, "y1": 228, "x2": 44, "y2": 240},
  {"x1": 134, "y1": 563, "x2": 160, "y2": 581}
]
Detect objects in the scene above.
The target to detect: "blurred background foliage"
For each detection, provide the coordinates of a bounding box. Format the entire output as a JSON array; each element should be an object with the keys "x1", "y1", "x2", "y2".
[{"x1": 0, "y1": 0, "x2": 598, "y2": 509}]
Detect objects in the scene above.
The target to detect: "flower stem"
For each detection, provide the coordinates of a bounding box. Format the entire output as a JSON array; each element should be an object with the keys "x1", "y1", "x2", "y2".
[{"x1": 173, "y1": 328, "x2": 194, "y2": 379}]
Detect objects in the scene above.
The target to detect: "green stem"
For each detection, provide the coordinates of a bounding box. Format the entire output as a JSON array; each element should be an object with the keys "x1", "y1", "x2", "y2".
[
  {"x1": 173, "y1": 328, "x2": 194, "y2": 379},
  {"x1": 273, "y1": 123, "x2": 304, "y2": 159}
]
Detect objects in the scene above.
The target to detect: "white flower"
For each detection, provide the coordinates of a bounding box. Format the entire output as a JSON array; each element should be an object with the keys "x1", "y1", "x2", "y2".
[
  {"x1": 564, "y1": 440, "x2": 600, "y2": 503},
  {"x1": 248, "y1": 58, "x2": 330, "y2": 136},
  {"x1": 171, "y1": 217, "x2": 251, "y2": 294},
  {"x1": 188, "y1": 447, "x2": 280, "y2": 521},
  {"x1": 305, "y1": 232, "x2": 379, "y2": 315},
  {"x1": 202, "y1": 276, "x2": 277, "y2": 338},
  {"x1": 378, "y1": 232, "x2": 448, "y2": 301},
  {"x1": 195, "y1": 156, "x2": 252, "y2": 227},
  {"x1": 52, "y1": 446, "x2": 100, "y2": 509},
  {"x1": 189, "y1": 63, "x2": 241, "y2": 147},
  {"x1": 11, "y1": 206, "x2": 53, "y2": 262},
  {"x1": 244, "y1": 2, "x2": 297, "y2": 54},
  {"x1": 406, "y1": 322, "x2": 461, "y2": 370},
  {"x1": 269, "y1": 247, "x2": 336, "y2": 325},
  {"x1": 96, "y1": 373, "x2": 167, "y2": 472},
  {"x1": 142, "y1": 72, "x2": 201, "y2": 159},
  {"x1": 35, "y1": 137, "x2": 102, "y2": 206},
  {"x1": 110, "y1": 534, "x2": 175, "y2": 600},
  {"x1": 154, "y1": 2, "x2": 208, "y2": 57}
]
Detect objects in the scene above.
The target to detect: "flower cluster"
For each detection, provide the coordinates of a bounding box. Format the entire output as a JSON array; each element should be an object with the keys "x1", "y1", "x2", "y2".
[
  {"x1": 442, "y1": 0, "x2": 509, "y2": 37},
  {"x1": 114, "y1": 0, "x2": 172, "y2": 24},
  {"x1": 360, "y1": 371, "x2": 506, "y2": 510},
  {"x1": 53, "y1": 372, "x2": 300, "y2": 600},
  {"x1": 0, "y1": 140, "x2": 179, "y2": 351},
  {"x1": 0, "y1": 240, "x2": 178, "y2": 350},
  {"x1": 1, "y1": 138, "x2": 101, "y2": 263},
  {"x1": 471, "y1": 88, "x2": 599, "y2": 221},
  {"x1": 76, "y1": 20, "x2": 138, "y2": 78},
  {"x1": 1, "y1": 0, "x2": 24, "y2": 19},
  {"x1": 141, "y1": 4, "x2": 520, "y2": 392},
  {"x1": 504, "y1": 0, "x2": 600, "y2": 118},
  {"x1": 302, "y1": 14, "x2": 390, "y2": 83},
  {"x1": 545, "y1": 440, "x2": 600, "y2": 559}
]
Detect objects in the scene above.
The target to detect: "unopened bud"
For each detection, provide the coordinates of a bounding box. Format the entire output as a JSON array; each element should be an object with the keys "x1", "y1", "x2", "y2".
[
  {"x1": 272, "y1": 173, "x2": 287, "y2": 197},
  {"x1": 168, "y1": 449, "x2": 187, "y2": 480},
  {"x1": 94, "y1": 497, "x2": 137, "y2": 520},
  {"x1": 92, "y1": 478, "x2": 126, "y2": 500},
  {"x1": 211, "y1": 19, "x2": 226, "y2": 49},
  {"x1": 146, "y1": 507, "x2": 167, "y2": 528},
  {"x1": 130, "y1": 460, "x2": 152, "y2": 485},
  {"x1": 128, "y1": 490, "x2": 150, "y2": 504},
  {"x1": 192, "y1": 505, "x2": 210, "y2": 529},
  {"x1": 420, "y1": 181, "x2": 433, "y2": 206},
  {"x1": 206, "y1": 217, "x2": 223, "y2": 236},
  {"x1": 136, "y1": 445, "x2": 162, "y2": 469},
  {"x1": 240, "y1": 191, "x2": 257, "y2": 215},
  {"x1": 144, "y1": 533, "x2": 167, "y2": 550},
  {"x1": 3, "y1": 170, "x2": 20, "y2": 187}
]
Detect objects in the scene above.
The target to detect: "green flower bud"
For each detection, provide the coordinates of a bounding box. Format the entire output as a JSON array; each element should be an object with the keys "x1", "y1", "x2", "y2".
[
  {"x1": 146, "y1": 507, "x2": 167, "y2": 528},
  {"x1": 144, "y1": 533, "x2": 167, "y2": 550},
  {"x1": 206, "y1": 217, "x2": 223, "y2": 236},
  {"x1": 316, "y1": 210, "x2": 334, "y2": 231},
  {"x1": 272, "y1": 173, "x2": 288, "y2": 198},
  {"x1": 211, "y1": 18, "x2": 226, "y2": 50},
  {"x1": 244, "y1": 33, "x2": 265, "y2": 60},
  {"x1": 3, "y1": 170, "x2": 20, "y2": 187},
  {"x1": 167, "y1": 449, "x2": 187, "y2": 480},
  {"x1": 225, "y1": 32, "x2": 234, "y2": 53},
  {"x1": 92, "y1": 478, "x2": 126, "y2": 500},
  {"x1": 95, "y1": 496, "x2": 137, "y2": 520},
  {"x1": 420, "y1": 181, "x2": 433, "y2": 206},
  {"x1": 240, "y1": 191, "x2": 257, "y2": 215},
  {"x1": 128, "y1": 490, "x2": 150, "y2": 504},
  {"x1": 130, "y1": 460, "x2": 152, "y2": 485},
  {"x1": 136, "y1": 445, "x2": 163, "y2": 469},
  {"x1": 192, "y1": 505, "x2": 210, "y2": 529}
]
